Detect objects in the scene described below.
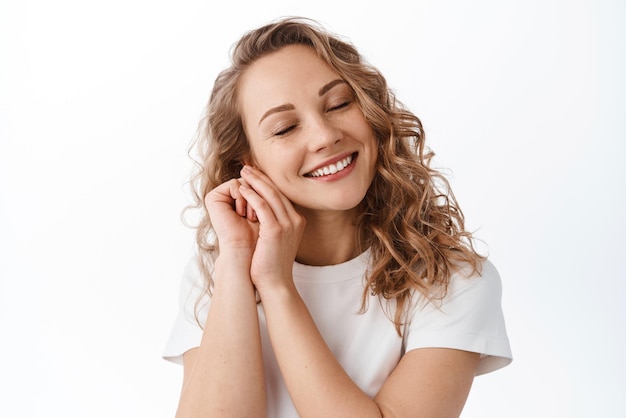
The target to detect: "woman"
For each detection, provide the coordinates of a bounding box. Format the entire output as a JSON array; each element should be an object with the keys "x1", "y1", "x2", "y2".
[{"x1": 164, "y1": 17, "x2": 512, "y2": 417}]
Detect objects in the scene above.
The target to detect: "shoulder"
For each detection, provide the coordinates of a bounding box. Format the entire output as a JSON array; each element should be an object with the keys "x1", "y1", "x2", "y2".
[
  {"x1": 444, "y1": 259, "x2": 502, "y2": 306},
  {"x1": 405, "y1": 258, "x2": 512, "y2": 373},
  {"x1": 421, "y1": 258, "x2": 505, "y2": 325}
]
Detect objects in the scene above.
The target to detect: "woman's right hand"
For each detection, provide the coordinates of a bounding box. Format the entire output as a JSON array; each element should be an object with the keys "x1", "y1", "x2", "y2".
[
  {"x1": 204, "y1": 178, "x2": 260, "y2": 255},
  {"x1": 178, "y1": 178, "x2": 267, "y2": 418}
]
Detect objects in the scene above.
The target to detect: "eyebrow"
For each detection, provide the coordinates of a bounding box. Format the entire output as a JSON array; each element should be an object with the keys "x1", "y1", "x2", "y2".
[
  {"x1": 258, "y1": 79, "x2": 346, "y2": 126},
  {"x1": 318, "y1": 79, "x2": 345, "y2": 96},
  {"x1": 258, "y1": 104, "x2": 295, "y2": 126}
]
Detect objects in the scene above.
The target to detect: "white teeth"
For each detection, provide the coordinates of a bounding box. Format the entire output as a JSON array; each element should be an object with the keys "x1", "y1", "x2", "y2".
[{"x1": 308, "y1": 155, "x2": 353, "y2": 177}]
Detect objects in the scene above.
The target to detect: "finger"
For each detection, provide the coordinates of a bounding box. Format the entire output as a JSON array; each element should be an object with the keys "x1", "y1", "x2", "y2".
[
  {"x1": 239, "y1": 182, "x2": 278, "y2": 226},
  {"x1": 238, "y1": 178, "x2": 256, "y2": 221},
  {"x1": 231, "y1": 179, "x2": 247, "y2": 217},
  {"x1": 204, "y1": 181, "x2": 233, "y2": 210},
  {"x1": 240, "y1": 166, "x2": 294, "y2": 221},
  {"x1": 248, "y1": 206, "x2": 258, "y2": 222},
  {"x1": 205, "y1": 179, "x2": 247, "y2": 218}
]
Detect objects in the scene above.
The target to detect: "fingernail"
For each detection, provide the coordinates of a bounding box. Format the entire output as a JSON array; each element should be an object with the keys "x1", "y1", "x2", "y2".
[{"x1": 239, "y1": 184, "x2": 249, "y2": 190}]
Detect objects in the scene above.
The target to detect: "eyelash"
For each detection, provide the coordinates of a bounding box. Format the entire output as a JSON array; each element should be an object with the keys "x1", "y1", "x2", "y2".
[
  {"x1": 274, "y1": 125, "x2": 298, "y2": 136},
  {"x1": 272, "y1": 100, "x2": 352, "y2": 137},
  {"x1": 328, "y1": 101, "x2": 350, "y2": 111}
]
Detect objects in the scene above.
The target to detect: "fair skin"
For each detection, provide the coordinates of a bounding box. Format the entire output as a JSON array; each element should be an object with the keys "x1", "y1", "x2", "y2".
[{"x1": 176, "y1": 45, "x2": 480, "y2": 418}]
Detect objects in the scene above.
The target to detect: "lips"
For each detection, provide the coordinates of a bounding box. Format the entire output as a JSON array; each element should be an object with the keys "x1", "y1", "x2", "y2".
[{"x1": 305, "y1": 153, "x2": 355, "y2": 178}]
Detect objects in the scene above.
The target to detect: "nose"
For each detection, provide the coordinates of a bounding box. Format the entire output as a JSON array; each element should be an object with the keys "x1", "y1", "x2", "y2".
[{"x1": 307, "y1": 116, "x2": 342, "y2": 152}]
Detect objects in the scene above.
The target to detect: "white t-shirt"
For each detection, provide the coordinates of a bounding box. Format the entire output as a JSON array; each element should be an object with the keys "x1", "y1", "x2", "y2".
[{"x1": 163, "y1": 250, "x2": 512, "y2": 417}]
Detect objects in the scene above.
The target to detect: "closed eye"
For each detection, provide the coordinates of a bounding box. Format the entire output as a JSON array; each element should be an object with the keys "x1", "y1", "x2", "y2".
[
  {"x1": 274, "y1": 124, "x2": 298, "y2": 136},
  {"x1": 328, "y1": 101, "x2": 351, "y2": 112}
]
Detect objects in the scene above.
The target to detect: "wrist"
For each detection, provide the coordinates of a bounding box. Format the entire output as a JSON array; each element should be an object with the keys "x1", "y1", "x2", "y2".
[
  {"x1": 256, "y1": 280, "x2": 299, "y2": 305},
  {"x1": 213, "y1": 250, "x2": 254, "y2": 288},
  {"x1": 216, "y1": 248, "x2": 253, "y2": 267}
]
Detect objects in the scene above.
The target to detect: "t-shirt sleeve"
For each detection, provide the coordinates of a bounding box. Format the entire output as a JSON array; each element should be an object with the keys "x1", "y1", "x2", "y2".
[
  {"x1": 404, "y1": 259, "x2": 512, "y2": 375},
  {"x1": 162, "y1": 255, "x2": 211, "y2": 365}
]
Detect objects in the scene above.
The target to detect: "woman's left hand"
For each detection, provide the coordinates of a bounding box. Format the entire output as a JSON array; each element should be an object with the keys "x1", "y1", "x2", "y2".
[{"x1": 238, "y1": 165, "x2": 306, "y2": 293}]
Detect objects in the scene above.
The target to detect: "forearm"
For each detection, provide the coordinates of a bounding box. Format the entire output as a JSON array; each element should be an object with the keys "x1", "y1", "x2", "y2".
[
  {"x1": 259, "y1": 284, "x2": 382, "y2": 418},
  {"x1": 177, "y1": 252, "x2": 266, "y2": 418}
]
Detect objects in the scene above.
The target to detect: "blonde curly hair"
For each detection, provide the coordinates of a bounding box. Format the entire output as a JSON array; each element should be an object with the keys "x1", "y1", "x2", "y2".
[{"x1": 187, "y1": 17, "x2": 483, "y2": 334}]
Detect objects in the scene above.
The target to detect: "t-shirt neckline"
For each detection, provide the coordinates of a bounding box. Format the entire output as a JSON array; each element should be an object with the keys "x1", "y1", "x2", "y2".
[{"x1": 292, "y1": 249, "x2": 371, "y2": 283}]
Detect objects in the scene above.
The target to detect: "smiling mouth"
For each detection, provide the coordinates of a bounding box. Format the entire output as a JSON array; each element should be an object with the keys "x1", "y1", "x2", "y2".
[{"x1": 305, "y1": 153, "x2": 356, "y2": 178}]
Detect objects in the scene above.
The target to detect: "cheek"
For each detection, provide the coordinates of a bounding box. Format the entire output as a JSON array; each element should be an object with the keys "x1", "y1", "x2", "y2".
[
  {"x1": 248, "y1": 149, "x2": 292, "y2": 190},
  {"x1": 249, "y1": 148, "x2": 273, "y2": 173},
  {"x1": 363, "y1": 127, "x2": 379, "y2": 157},
  {"x1": 246, "y1": 140, "x2": 268, "y2": 168}
]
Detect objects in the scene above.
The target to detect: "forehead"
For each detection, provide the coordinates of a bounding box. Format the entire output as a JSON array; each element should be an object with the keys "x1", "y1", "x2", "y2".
[
  {"x1": 238, "y1": 45, "x2": 341, "y2": 117},
  {"x1": 242, "y1": 44, "x2": 338, "y2": 87}
]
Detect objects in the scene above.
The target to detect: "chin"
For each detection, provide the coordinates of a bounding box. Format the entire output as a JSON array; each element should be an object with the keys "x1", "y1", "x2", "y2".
[{"x1": 300, "y1": 197, "x2": 366, "y2": 213}]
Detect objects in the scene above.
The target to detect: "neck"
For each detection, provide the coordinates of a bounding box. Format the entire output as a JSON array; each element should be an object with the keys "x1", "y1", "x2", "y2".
[{"x1": 295, "y1": 208, "x2": 361, "y2": 266}]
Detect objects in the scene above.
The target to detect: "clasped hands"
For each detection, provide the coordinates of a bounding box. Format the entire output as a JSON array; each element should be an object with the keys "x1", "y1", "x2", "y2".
[{"x1": 204, "y1": 165, "x2": 305, "y2": 294}]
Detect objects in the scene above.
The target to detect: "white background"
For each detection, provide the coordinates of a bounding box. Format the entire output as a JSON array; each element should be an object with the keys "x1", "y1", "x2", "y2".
[{"x1": 1, "y1": 0, "x2": 624, "y2": 416}]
